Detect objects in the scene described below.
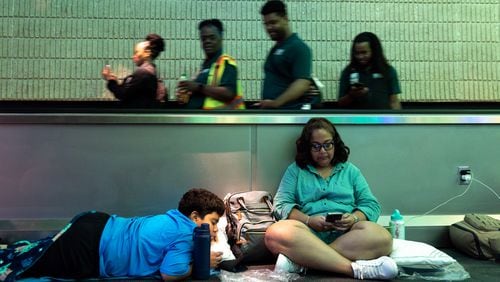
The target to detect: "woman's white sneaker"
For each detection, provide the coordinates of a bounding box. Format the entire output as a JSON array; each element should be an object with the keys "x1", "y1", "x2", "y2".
[
  {"x1": 274, "y1": 253, "x2": 306, "y2": 274},
  {"x1": 351, "y1": 256, "x2": 398, "y2": 280}
]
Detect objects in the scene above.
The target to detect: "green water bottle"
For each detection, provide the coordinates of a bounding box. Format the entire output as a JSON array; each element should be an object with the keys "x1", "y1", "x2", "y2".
[{"x1": 389, "y1": 209, "x2": 405, "y2": 240}]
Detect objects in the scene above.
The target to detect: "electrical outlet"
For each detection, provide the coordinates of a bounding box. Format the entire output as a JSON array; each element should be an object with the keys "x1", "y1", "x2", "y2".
[{"x1": 458, "y1": 166, "x2": 471, "y2": 185}]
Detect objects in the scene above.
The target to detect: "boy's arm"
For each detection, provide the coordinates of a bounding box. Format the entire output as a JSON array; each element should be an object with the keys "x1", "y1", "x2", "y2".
[{"x1": 161, "y1": 266, "x2": 192, "y2": 281}]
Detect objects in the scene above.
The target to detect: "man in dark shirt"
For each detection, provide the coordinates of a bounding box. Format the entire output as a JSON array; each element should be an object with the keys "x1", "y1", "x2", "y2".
[{"x1": 256, "y1": 0, "x2": 313, "y2": 109}]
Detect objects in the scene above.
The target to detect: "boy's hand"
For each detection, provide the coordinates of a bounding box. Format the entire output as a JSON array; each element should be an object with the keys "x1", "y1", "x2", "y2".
[{"x1": 210, "y1": 251, "x2": 223, "y2": 268}]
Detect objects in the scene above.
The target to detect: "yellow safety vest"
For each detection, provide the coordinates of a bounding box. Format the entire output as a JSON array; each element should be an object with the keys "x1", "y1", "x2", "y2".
[{"x1": 202, "y1": 54, "x2": 245, "y2": 110}]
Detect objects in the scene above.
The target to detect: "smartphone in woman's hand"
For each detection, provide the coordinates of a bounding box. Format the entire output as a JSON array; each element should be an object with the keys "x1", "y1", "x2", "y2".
[{"x1": 326, "y1": 212, "x2": 343, "y2": 223}]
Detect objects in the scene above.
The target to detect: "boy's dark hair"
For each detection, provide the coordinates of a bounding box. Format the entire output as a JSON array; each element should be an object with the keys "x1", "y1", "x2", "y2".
[
  {"x1": 295, "y1": 118, "x2": 350, "y2": 169},
  {"x1": 260, "y1": 0, "x2": 287, "y2": 17},
  {"x1": 178, "y1": 188, "x2": 225, "y2": 218},
  {"x1": 145, "y1": 33, "x2": 165, "y2": 60},
  {"x1": 349, "y1": 32, "x2": 389, "y2": 75},
  {"x1": 198, "y1": 19, "x2": 224, "y2": 36}
]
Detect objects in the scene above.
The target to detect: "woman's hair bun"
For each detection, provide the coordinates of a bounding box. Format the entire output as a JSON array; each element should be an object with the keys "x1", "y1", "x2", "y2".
[{"x1": 145, "y1": 33, "x2": 165, "y2": 59}]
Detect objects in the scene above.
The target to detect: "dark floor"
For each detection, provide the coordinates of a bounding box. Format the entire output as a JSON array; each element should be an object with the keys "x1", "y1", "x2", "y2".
[
  {"x1": 229, "y1": 249, "x2": 499, "y2": 282},
  {"x1": 425, "y1": 249, "x2": 499, "y2": 282},
  {"x1": 14, "y1": 248, "x2": 499, "y2": 281}
]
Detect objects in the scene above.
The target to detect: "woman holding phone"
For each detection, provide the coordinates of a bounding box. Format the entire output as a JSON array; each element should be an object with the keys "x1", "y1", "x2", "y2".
[
  {"x1": 337, "y1": 32, "x2": 402, "y2": 109},
  {"x1": 265, "y1": 118, "x2": 397, "y2": 280}
]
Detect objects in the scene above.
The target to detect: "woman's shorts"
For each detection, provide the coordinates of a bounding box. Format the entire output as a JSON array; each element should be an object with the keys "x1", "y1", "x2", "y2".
[{"x1": 312, "y1": 229, "x2": 345, "y2": 245}]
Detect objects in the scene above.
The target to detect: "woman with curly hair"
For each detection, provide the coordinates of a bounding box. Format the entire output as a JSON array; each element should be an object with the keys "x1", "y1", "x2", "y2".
[{"x1": 265, "y1": 118, "x2": 398, "y2": 280}]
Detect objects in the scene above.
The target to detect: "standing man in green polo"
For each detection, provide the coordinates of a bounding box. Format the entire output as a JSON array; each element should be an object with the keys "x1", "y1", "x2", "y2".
[{"x1": 256, "y1": 0, "x2": 314, "y2": 109}]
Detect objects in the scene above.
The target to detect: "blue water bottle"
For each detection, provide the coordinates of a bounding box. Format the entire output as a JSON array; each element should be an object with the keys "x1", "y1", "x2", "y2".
[{"x1": 192, "y1": 223, "x2": 211, "y2": 280}]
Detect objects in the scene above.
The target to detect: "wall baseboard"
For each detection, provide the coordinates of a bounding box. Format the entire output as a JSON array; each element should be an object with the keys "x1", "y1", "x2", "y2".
[
  {"x1": 378, "y1": 214, "x2": 500, "y2": 227},
  {"x1": 0, "y1": 218, "x2": 68, "y2": 244},
  {"x1": 379, "y1": 214, "x2": 500, "y2": 248}
]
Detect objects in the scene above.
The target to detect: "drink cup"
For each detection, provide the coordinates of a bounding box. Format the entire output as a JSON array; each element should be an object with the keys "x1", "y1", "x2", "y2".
[{"x1": 176, "y1": 89, "x2": 190, "y2": 104}]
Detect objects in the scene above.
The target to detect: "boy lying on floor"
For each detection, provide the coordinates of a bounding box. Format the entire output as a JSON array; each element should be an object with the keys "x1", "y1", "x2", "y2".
[{"x1": 0, "y1": 188, "x2": 225, "y2": 281}]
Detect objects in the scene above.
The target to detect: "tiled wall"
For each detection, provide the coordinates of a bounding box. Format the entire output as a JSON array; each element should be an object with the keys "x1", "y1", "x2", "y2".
[{"x1": 0, "y1": 0, "x2": 498, "y2": 101}]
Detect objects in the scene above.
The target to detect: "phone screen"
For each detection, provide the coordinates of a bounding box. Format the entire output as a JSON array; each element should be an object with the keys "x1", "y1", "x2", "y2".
[{"x1": 326, "y1": 212, "x2": 342, "y2": 222}]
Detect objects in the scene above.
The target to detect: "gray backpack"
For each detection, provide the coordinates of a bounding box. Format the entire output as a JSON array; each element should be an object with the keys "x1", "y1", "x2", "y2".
[
  {"x1": 449, "y1": 214, "x2": 500, "y2": 260},
  {"x1": 224, "y1": 191, "x2": 277, "y2": 265}
]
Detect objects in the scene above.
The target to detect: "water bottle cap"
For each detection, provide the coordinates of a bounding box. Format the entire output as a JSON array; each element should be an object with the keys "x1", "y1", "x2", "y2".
[
  {"x1": 194, "y1": 223, "x2": 210, "y2": 238},
  {"x1": 391, "y1": 209, "x2": 403, "y2": 221}
]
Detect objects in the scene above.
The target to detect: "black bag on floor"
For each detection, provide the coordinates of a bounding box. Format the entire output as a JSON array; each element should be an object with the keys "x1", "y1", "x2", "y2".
[{"x1": 224, "y1": 191, "x2": 277, "y2": 265}]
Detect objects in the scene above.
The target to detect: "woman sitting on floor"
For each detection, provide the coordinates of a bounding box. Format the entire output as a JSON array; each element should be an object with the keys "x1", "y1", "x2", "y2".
[{"x1": 265, "y1": 117, "x2": 398, "y2": 280}]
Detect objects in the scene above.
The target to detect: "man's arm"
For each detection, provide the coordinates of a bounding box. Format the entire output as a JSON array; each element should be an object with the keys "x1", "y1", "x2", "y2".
[
  {"x1": 179, "y1": 80, "x2": 235, "y2": 102},
  {"x1": 203, "y1": 61, "x2": 237, "y2": 102},
  {"x1": 337, "y1": 68, "x2": 364, "y2": 108},
  {"x1": 388, "y1": 67, "x2": 402, "y2": 110},
  {"x1": 260, "y1": 78, "x2": 311, "y2": 108},
  {"x1": 389, "y1": 94, "x2": 402, "y2": 110},
  {"x1": 200, "y1": 85, "x2": 235, "y2": 102},
  {"x1": 337, "y1": 93, "x2": 354, "y2": 107},
  {"x1": 178, "y1": 62, "x2": 237, "y2": 103},
  {"x1": 337, "y1": 86, "x2": 369, "y2": 107}
]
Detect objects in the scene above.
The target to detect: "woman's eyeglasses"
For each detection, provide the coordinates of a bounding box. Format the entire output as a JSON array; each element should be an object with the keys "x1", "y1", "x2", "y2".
[{"x1": 310, "y1": 141, "x2": 334, "y2": 152}]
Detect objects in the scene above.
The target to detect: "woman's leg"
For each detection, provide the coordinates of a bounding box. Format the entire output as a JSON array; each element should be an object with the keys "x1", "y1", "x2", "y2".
[
  {"x1": 265, "y1": 220, "x2": 394, "y2": 277},
  {"x1": 331, "y1": 221, "x2": 393, "y2": 261},
  {"x1": 265, "y1": 219, "x2": 355, "y2": 276}
]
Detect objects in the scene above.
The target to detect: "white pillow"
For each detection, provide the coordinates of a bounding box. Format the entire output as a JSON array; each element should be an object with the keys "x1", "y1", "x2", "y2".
[
  {"x1": 211, "y1": 215, "x2": 236, "y2": 262},
  {"x1": 390, "y1": 239, "x2": 456, "y2": 269}
]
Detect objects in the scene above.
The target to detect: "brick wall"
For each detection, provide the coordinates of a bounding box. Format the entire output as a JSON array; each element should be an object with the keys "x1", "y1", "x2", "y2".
[{"x1": 0, "y1": 0, "x2": 498, "y2": 101}]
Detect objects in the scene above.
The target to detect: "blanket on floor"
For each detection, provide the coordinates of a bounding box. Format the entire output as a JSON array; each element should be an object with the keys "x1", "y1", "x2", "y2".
[{"x1": 0, "y1": 211, "x2": 93, "y2": 282}]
